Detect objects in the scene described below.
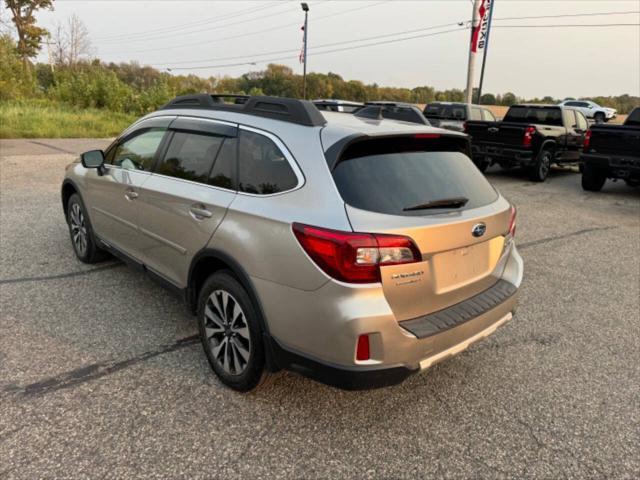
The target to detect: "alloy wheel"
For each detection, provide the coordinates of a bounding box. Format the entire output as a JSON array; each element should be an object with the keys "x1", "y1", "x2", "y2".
[
  {"x1": 539, "y1": 153, "x2": 551, "y2": 179},
  {"x1": 69, "y1": 203, "x2": 88, "y2": 256},
  {"x1": 204, "y1": 290, "x2": 251, "y2": 375}
]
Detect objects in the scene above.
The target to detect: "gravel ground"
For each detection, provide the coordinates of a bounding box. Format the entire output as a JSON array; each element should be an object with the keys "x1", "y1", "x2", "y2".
[{"x1": 1, "y1": 139, "x2": 638, "y2": 479}]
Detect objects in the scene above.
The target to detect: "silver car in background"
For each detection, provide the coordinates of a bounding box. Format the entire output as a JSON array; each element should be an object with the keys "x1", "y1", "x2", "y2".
[{"x1": 61, "y1": 94, "x2": 523, "y2": 391}]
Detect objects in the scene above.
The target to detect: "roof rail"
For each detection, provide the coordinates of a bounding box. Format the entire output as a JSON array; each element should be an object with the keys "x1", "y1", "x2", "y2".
[{"x1": 160, "y1": 94, "x2": 326, "y2": 127}]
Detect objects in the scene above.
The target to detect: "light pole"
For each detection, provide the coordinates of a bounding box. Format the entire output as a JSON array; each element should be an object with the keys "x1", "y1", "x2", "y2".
[{"x1": 301, "y1": 2, "x2": 309, "y2": 99}]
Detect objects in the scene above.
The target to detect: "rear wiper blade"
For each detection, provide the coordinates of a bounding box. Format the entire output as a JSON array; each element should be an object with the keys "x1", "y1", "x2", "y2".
[{"x1": 403, "y1": 197, "x2": 469, "y2": 211}]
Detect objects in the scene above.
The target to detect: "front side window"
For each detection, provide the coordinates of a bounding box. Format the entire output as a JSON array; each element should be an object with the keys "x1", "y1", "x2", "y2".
[
  {"x1": 112, "y1": 128, "x2": 166, "y2": 171},
  {"x1": 238, "y1": 130, "x2": 298, "y2": 195},
  {"x1": 157, "y1": 131, "x2": 224, "y2": 184}
]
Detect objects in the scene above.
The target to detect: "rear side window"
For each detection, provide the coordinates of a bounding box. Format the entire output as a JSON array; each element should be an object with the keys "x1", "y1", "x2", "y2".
[
  {"x1": 238, "y1": 130, "x2": 298, "y2": 194},
  {"x1": 332, "y1": 137, "x2": 497, "y2": 216},
  {"x1": 158, "y1": 131, "x2": 224, "y2": 184},
  {"x1": 625, "y1": 108, "x2": 640, "y2": 126},
  {"x1": 504, "y1": 107, "x2": 562, "y2": 126},
  {"x1": 481, "y1": 109, "x2": 496, "y2": 121},
  {"x1": 112, "y1": 128, "x2": 166, "y2": 171}
]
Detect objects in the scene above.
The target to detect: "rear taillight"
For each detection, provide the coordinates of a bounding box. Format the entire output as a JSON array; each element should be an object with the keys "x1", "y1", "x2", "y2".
[
  {"x1": 583, "y1": 129, "x2": 592, "y2": 152},
  {"x1": 292, "y1": 223, "x2": 421, "y2": 284},
  {"x1": 356, "y1": 334, "x2": 370, "y2": 361},
  {"x1": 463, "y1": 121, "x2": 469, "y2": 132},
  {"x1": 523, "y1": 126, "x2": 536, "y2": 147},
  {"x1": 508, "y1": 205, "x2": 517, "y2": 238},
  {"x1": 414, "y1": 133, "x2": 441, "y2": 139}
]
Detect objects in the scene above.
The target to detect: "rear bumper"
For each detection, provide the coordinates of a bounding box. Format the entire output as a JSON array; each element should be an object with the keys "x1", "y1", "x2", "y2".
[
  {"x1": 581, "y1": 152, "x2": 640, "y2": 179},
  {"x1": 472, "y1": 144, "x2": 534, "y2": 164},
  {"x1": 263, "y1": 245, "x2": 523, "y2": 390}
]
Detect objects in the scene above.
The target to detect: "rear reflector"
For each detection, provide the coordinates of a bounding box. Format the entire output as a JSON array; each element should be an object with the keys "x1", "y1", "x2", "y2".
[
  {"x1": 292, "y1": 223, "x2": 421, "y2": 283},
  {"x1": 356, "y1": 334, "x2": 370, "y2": 361}
]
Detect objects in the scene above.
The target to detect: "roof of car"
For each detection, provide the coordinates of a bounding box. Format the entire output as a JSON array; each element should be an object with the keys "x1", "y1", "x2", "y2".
[
  {"x1": 511, "y1": 103, "x2": 561, "y2": 108},
  {"x1": 320, "y1": 110, "x2": 463, "y2": 138}
]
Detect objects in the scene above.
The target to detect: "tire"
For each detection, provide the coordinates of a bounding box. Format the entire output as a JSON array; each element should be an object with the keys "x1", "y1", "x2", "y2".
[
  {"x1": 528, "y1": 148, "x2": 553, "y2": 182},
  {"x1": 594, "y1": 112, "x2": 605, "y2": 123},
  {"x1": 197, "y1": 271, "x2": 266, "y2": 392},
  {"x1": 581, "y1": 164, "x2": 607, "y2": 192},
  {"x1": 66, "y1": 193, "x2": 108, "y2": 263},
  {"x1": 473, "y1": 156, "x2": 489, "y2": 173}
]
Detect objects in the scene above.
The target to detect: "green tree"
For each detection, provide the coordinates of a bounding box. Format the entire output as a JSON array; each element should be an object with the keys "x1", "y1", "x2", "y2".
[
  {"x1": 480, "y1": 93, "x2": 496, "y2": 105},
  {"x1": 4, "y1": 0, "x2": 53, "y2": 72},
  {"x1": 0, "y1": 34, "x2": 35, "y2": 99}
]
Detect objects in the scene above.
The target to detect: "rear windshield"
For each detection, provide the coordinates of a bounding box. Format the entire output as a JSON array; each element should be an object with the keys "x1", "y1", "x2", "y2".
[
  {"x1": 504, "y1": 106, "x2": 562, "y2": 126},
  {"x1": 423, "y1": 104, "x2": 467, "y2": 120},
  {"x1": 332, "y1": 137, "x2": 497, "y2": 216}
]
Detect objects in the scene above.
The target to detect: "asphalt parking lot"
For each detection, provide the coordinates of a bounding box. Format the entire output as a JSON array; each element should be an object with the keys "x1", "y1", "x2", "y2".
[{"x1": 1, "y1": 138, "x2": 639, "y2": 479}]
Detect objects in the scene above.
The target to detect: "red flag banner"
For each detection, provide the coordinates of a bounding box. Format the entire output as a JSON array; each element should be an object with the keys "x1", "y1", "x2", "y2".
[
  {"x1": 471, "y1": 0, "x2": 492, "y2": 53},
  {"x1": 299, "y1": 25, "x2": 305, "y2": 64}
]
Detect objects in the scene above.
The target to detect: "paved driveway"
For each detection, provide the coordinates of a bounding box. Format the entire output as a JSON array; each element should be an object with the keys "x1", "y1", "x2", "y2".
[{"x1": 1, "y1": 139, "x2": 638, "y2": 479}]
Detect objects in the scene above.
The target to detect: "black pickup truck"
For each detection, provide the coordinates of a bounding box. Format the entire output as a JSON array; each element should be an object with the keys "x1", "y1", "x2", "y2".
[
  {"x1": 465, "y1": 104, "x2": 588, "y2": 181},
  {"x1": 581, "y1": 107, "x2": 640, "y2": 191}
]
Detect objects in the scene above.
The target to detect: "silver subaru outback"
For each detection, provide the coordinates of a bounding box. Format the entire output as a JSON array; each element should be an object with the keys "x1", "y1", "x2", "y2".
[{"x1": 61, "y1": 94, "x2": 523, "y2": 391}]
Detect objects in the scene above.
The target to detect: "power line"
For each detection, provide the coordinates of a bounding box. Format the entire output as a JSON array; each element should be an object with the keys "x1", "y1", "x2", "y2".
[
  {"x1": 493, "y1": 10, "x2": 640, "y2": 22},
  {"x1": 152, "y1": 10, "x2": 638, "y2": 68},
  {"x1": 162, "y1": 21, "x2": 639, "y2": 72},
  {"x1": 99, "y1": 1, "x2": 389, "y2": 55},
  {"x1": 155, "y1": 21, "x2": 463, "y2": 67},
  {"x1": 95, "y1": 1, "x2": 285, "y2": 42},
  {"x1": 99, "y1": 3, "x2": 300, "y2": 45},
  {"x1": 165, "y1": 27, "x2": 468, "y2": 71}
]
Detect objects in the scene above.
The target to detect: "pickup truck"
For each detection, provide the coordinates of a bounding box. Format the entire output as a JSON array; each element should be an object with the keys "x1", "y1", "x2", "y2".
[
  {"x1": 423, "y1": 102, "x2": 496, "y2": 132},
  {"x1": 465, "y1": 104, "x2": 588, "y2": 181},
  {"x1": 581, "y1": 107, "x2": 640, "y2": 191}
]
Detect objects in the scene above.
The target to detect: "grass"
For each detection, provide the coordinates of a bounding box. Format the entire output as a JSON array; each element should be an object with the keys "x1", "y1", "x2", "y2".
[{"x1": 0, "y1": 101, "x2": 137, "y2": 138}]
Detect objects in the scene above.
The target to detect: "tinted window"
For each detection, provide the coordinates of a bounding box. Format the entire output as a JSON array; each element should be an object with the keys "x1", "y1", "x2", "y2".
[
  {"x1": 565, "y1": 101, "x2": 580, "y2": 107},
  {"x1": 210, "y1": 138, "x2": 236, "y2": 190},
  {"x1": 504, "y1": 107, "x2": 562, "y2": 126},
  {"x1": 158, "y1": 131, "x2": 224, "y2": 183},
  {"x1": 332, "y1": 138, "x2": 497, "y2": 216},
  {"x1": 112, "y1": 128, "x2": 166, "y2": 170},
  {"x1": 238, "y1": 130, "x2": 298, "y2": 194},
  {"x1": 424, "y1": 104, "x2": 466, "y2": 120}
]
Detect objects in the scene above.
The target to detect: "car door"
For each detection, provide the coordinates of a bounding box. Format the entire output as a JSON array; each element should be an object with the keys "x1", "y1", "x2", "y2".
[
  {"x1": 86, "y1": 119, "x2": 172, "y2": 261},
  {"x1": 562, "y1": 109, "x2": 583, "y2": 161},
  {"x1": 135, "y1": 117, "x2": 238, "y2": 288}
]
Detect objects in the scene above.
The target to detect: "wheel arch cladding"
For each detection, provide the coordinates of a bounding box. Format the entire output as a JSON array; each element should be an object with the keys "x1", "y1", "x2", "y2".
[
  {"x1": 61, "y1": 180, "x2": 79, "y2": 217},
  {"x1": 188, "y1": 249, "x2": 281, "y2": 371}
]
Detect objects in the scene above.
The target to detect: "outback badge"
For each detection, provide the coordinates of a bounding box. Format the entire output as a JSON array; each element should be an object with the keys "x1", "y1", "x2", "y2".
[{"x1": 472, "y1": 223, "x2": 486, "y2": 238}]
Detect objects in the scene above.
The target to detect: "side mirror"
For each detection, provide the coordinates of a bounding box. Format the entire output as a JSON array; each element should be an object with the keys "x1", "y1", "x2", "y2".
[{"x1": 80, "y1": 150, "x2": 106, "y2": 175}]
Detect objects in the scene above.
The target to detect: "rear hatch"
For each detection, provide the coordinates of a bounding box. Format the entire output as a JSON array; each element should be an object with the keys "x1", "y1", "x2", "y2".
[
  {"x1": 589, "y1": 125, "x2": 640, "y2": 157},
  {"x1": 330, "y1": 134, "x2": 512, "y2": 321},
  {"x1": 465, "y1": 121, "x2": 528, "y2": 147}
]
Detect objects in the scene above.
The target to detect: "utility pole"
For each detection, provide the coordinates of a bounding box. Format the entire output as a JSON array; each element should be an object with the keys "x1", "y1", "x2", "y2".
[
  {"x1": 43, "y1": 39, "x2": 56, "y2": 74},
  {"x1": 465, "y1": 0, "x2": 483, "y2": 105},
  {"x1": 301, "y1": 3, "x2": 309, "y2": 99},
  {"x1": 477, "y1": 0, "x2": 495, "y2": 104}
]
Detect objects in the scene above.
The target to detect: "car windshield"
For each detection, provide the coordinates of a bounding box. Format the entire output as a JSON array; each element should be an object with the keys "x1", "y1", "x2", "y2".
[
  {"x1": 331, "y1": 136, "x2": 497, "y2": 216},
  {"x1": 504, "y1": 106, "x2": 563, "y2": 126}
]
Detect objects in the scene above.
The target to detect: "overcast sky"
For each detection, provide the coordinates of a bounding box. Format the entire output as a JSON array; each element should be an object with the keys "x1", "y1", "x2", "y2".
[{"x1": 27, "y1": 0, "x2": 640, "y2": 98}]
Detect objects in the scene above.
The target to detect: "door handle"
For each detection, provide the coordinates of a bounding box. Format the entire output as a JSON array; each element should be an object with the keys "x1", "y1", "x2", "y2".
[
  {"x1": 189, "y1": 205, "x2": 213, "y2": 220},
  {"x1": 125, "y1": 189, "x2": 139, "y2": 200}
]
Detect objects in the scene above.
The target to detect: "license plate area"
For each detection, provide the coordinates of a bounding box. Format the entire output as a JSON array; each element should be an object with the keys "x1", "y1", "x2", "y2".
[{"x1": 431, "y1": 237, "x2": 504, "y2": 294}]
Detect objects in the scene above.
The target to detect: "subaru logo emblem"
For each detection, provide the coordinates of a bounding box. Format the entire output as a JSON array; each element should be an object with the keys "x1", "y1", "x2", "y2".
[{"x1": 472, "y1": 223, "x2": 486, "y2": 238}]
